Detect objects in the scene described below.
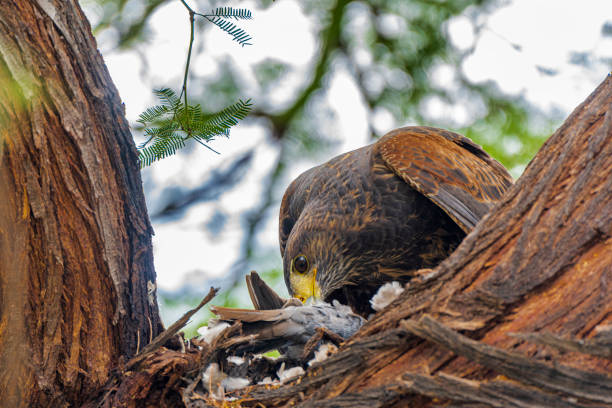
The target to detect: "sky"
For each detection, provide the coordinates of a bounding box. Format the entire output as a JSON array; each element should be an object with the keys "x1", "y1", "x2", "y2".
[{"x1": 85, "y1": 0, "x2": 611, "y2": 321}]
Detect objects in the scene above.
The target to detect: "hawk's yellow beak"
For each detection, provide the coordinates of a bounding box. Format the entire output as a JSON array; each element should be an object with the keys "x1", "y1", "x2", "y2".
[{"x1": 290, "y1": 267, "x2": 321, "y2": 303}]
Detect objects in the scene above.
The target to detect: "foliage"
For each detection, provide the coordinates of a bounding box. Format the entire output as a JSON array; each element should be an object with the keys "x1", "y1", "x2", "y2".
[
  {"x1": 202, "y1": 7, "x2": 253, "y2": 46},
  {"x1": 138, "y1": 88, "x2": 252, "y2": 167},
  {"x1": 137, "y1": 2, "x2": 253, "y2": 167}
]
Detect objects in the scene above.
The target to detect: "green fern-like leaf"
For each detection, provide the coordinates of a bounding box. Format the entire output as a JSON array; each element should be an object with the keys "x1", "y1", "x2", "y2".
[
  {"x1": 143, "y1": 121, "x2": 181, "y2": 138},
  {"x1": 175, "y1": 103, "x2": 205, "y2": 133},
  {"x1": 138, "y1": 104, "x2": 171, "y2": 125},
  {"x1": 137, "y1": 88, "x2": 252, "y2": 167},
  {"x1": 154, "y1": 88, "x2": 182, "y2": 110},
  {"x1": 211, "y1": 7, "x2": 252, "y2": 20},
  {"x1": 200, "y1": 99, "x2": 253, "y2": 135},
  {"x1": 139, "y1": 136, "x2": 186, "y2": 168},
  {"x1": 207, "y1": 17, "x2": 253, "y2": 46},
  {"x1": 185, "y1": 104, "x2": 204, "y2": 124},
  {"x1": 207, "y1": 99, "x2": 253, "y2": 129}
]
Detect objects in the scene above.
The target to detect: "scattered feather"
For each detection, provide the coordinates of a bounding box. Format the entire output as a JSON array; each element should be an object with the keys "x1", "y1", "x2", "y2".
[
  {"x1": 370, "y1": 281, "x2": 405, "y2": 312},
  {"x1": 202, "y1": 363, "x2": 225, "y2": 399},
  {"x1": 332, "y1": 299, "x2": 354, "y2": 315},
  {"x1": 227, "y1": 355, "x2": 245, "y2": 365},
  {"x1": 197, "y1": 322, "x2": 231, "y2": 344},
  {"x1": 308, "y1": 343, "x2": 338, "y2": 366},
  {"x1": 277, "y1": 362, "x2": 305, "y2": 383},
  {"x1": 221, "y1": 376, "x2": 250, "y2": 391}
]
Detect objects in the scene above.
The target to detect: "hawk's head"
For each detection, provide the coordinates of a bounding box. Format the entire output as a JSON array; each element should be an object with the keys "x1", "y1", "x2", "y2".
[{"x1": 278, "y1": 127, "x2": 513, "y2": 316}]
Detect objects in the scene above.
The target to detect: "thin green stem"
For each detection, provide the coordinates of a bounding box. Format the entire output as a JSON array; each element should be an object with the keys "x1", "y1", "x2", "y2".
[
  {"x1": 179, "y1": 0, "x2": 196, "y2": 107},
  {"x1": 179, "y1": 0, "x2": 194, "y2": 13},
  {"x1": 193, "y1": 137, "x2": 220, "y2": 154},
  {"x1": 183, "y1": 12, "x2": 195, "y2": 107},
  {"x1": 140, "y1": 135, "x2": 155, "y2": 148}
]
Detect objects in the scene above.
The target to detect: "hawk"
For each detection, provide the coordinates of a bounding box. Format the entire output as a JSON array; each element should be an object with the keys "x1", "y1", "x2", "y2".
[{"x1": 279, "y1": 126, "x2": 513, "y2": 316}]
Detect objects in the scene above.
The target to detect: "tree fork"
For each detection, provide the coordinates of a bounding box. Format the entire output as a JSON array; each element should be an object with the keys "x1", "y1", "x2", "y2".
[{"x1": 0, "y1": 1, "x2": 163, "y2": 406}]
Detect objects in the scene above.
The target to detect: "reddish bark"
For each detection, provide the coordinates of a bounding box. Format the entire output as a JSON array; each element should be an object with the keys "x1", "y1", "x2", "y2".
[{"x1": 0, "y1": 1, "x2": 163, "y2": 406}]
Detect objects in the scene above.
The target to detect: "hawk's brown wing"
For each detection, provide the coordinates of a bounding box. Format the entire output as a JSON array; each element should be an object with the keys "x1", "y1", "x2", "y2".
[{"x1": 375, "y1": 126, "x2": 513, "y2": 232}]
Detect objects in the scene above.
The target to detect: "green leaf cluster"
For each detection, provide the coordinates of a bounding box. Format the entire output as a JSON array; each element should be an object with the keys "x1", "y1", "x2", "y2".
[
  {"x1": 201, "y1": 7, "x2": 254, "y2": 47},
  {"x1": 206, "y1": 16, "x2": 253, "y2": 46},
  {"x1": 137, "y1": 88, "x2": 252, "y2": 167}
]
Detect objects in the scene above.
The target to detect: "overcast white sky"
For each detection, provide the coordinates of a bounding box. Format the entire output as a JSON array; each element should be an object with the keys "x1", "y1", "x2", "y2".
[{"x1": 88, "y1": 0, "x2": 611, "y2": 301}]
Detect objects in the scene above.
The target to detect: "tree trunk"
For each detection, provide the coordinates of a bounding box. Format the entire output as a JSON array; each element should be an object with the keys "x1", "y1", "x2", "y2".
[{"x1": 0, "y1": 1, "x2": 163, "y2": 407}]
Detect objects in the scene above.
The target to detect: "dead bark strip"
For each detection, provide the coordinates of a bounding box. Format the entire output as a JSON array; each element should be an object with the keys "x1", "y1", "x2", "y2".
[
  {"x1": 0, "y1": 1, "x2": 163, "y2": 406},
  {"x1": 509, "y1": 330, "x2": 612, "y2": 360},
  {"x1": 402, "y1": 316, "x2": 612, "y2": 404},
  {"x1": 402, "y1": 373, "x2": 587, "y2": 408}
]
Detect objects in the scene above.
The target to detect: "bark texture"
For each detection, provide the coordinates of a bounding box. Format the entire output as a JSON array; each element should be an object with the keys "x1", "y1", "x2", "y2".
[{"x1": 0, "y1": 1, "x2": 163, "y2": 407}]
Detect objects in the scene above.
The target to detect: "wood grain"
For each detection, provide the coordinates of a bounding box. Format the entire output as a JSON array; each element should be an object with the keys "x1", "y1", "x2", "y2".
[{"x1": 0, "y1": 1, "x2": 163, "y2": 406}]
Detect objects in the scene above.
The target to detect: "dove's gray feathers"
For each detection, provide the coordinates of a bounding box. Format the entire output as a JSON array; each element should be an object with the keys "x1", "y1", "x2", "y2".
[{"x1": 210, "y1": 302, "x2": 365, "y2": 359}]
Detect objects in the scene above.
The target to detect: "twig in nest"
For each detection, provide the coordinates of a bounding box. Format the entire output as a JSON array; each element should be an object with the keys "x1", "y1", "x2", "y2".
[
  {"x1": 181, "y1": 372, "x2": 203, "y2": 406},
  {"x1": 126, "y1": 287, "x2": 219, "y2": 370}
]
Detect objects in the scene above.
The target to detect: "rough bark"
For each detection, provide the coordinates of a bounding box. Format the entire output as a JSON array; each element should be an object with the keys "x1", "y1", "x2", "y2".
[{"x1": 0, "y1": 1, "x2": 163, "y2": 407}]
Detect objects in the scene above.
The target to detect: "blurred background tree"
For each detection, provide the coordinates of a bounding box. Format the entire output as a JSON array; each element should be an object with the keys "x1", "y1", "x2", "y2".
[{"x1": 82, "y1": 0, "x2": 611, "y2": 336}]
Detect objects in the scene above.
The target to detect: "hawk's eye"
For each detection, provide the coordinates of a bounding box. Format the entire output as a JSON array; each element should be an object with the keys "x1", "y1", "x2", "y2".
[{"x1": 293, "y1": 255, "x2": 309, "y2": 274}]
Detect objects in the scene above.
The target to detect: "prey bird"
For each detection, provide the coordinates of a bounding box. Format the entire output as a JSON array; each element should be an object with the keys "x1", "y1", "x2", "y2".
[
  {"x1": 210, "y1": 272, "x2": 364, "y2": 359},
  {"x1": 279, "y1": 126, "x2": 513, "y2": 316}
]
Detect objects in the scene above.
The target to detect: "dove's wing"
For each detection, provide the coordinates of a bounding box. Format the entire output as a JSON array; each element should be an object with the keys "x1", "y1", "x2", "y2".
[{"x1": 246, "y1": 271, "x2": 286, "y2": 310}]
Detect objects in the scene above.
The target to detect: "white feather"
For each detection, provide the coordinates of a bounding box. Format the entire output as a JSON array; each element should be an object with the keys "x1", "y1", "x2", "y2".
[
  {"x1": 308, "y1": 343, "x2": 338, "y2": 366},
  {"x1": 221, "y1": 376, "x2": 250, "y2": 391},
  {"x1": 197, "y1": 322, "x2": 231, "y2": 344},
  {"x1": 277, "y1": 362, "x2": 305, "y2": 383},
  {"x1": 227, "y1": 355, "x2": 245, "y2": 365},
  {"x1": 370, "y1": 281, "x2": 405, "y2": 312},
  {"x1": 331, "y1": 299, "x2": 354, "y2": 315},
  {"x1": 202, "y1": 363, "x2": 225, "y2": 399}
]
